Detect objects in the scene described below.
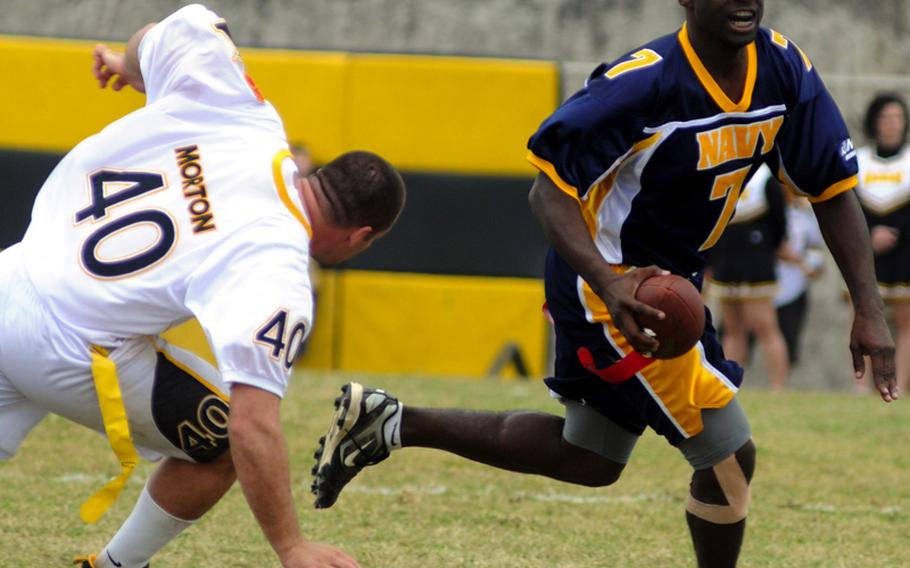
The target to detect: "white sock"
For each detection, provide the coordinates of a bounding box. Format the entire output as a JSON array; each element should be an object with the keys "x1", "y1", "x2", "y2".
[
  {"x1": 96, "y1": 485, "x2": 195, "y2": 568},
  {"x1": 383, "y1": 402, "x2": 404, "y2": 451}
]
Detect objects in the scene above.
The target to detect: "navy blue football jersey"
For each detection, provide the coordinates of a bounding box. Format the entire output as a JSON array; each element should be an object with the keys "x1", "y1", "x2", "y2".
[{"x1": 528, "y1": 24, "x2": 857, "y2": 276}]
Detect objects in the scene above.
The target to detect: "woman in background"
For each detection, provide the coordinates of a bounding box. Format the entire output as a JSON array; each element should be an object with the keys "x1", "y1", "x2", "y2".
[
  {"x1": 708, "y1": 164, "x2": 790, "y2": 391},
  {"x1": 856, "y1": 93, "x2": 910, "y2": 393}
]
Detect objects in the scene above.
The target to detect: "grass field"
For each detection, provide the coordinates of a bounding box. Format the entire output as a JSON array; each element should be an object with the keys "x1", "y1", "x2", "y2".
[{"x1": 1, "y1": 371, "x2": 909, "y2": 567}]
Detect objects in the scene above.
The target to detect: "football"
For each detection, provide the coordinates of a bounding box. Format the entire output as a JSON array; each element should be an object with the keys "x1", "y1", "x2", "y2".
[{"x1": 634, "y1": 274, "x2": 705, "y2": 359}]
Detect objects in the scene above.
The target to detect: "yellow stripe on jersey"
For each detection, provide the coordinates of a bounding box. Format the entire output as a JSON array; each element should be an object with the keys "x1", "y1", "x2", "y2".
[
  {"x1": 526, "y1": 151, "x2": 582, "y2": 202},
  {"x1": 583, "y1": 172, "x2": 619, "y2": 238},
  {"x1": 770, "y1": 29, "x2": 789, "y2": 49},
  {"x1": 794, "y1": 44, "x2": 813, "y2": 72},
  {"x1": 807, "y1": 175, "x2": 857, "y2": 203},
  {"x1": 678, "y1": 23, "x2": 757, "y2": 113},
  {"x1": 775, "y1": 165, "x2": 805, "y2": 198},
  {"x1": 579, "y1": 279, "x2": 736, "y2": 438},
  {"x1": 605, "y1": 49, "x2": 663, "y2": 80},
  {"x1": 581, "y1": 132, "x2": 664, "y2": 237},
  {"x1": 271, "y1": 149, "x2": 313, "y2": 237},
  {"x1": 79, "y1": 346, "x2": 139, "y2": 524}
]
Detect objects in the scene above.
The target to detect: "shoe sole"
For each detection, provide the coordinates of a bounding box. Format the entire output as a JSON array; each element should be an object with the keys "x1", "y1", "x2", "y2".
[{"x1": 311, "y1": 382, "x2": 363, "y2": 507}]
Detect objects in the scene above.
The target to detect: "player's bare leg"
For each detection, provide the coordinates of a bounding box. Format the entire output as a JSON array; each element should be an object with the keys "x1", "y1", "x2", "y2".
[
  {"x1": 686, "y1": 440, "x2": 756, "y2": 568},
  {"x1": 146, "y1": 451, "x2": 236, "y2": 519},
  {"x1": 312, "y1": 383, "x2": 623, "y2": 508},
  {"x1": 94, "y1": 451, "x2": 236, "y2": 568},
  {"x1": 400, "y1": 407, "x2": 624, "y2": 486}
]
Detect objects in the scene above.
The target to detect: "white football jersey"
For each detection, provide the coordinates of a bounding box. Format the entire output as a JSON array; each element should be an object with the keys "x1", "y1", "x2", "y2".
[
  {"x1": 855, "y1": 145, "x2": 910, "y2": 215},
  {"x1": 21, "y1": 4, "x2": 312, "y2": 398}
]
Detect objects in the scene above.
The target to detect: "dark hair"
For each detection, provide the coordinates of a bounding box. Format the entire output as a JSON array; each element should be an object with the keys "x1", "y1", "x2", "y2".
[
  {"x1": 863, "y1": 93, "x2": 909, "y2": 143},
  {"x1": 315, "y1": 151, "x2": 406, "y2": 232}
]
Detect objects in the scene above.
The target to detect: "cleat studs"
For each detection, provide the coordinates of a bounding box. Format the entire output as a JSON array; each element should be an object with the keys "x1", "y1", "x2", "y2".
[{"x1": 319, "y1": 436, "x2": 325, "y2": 444}]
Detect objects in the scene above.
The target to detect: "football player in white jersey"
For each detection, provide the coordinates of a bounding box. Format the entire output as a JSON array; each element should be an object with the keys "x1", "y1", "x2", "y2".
[{"x1": 0, "y1": 4, "x2": 404, "y2": 568}]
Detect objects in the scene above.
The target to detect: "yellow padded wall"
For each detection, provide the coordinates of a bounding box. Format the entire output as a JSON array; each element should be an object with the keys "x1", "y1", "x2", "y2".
[
  {"x1": 0, "y1": 36, "x2": 144, "y2": 152},
  {"x1": 0, "y1": 36, "x2": 558, "y2": 175},
  {"x1": 336, "y1": 271, "x2": 548, "y2": 378},
  {"x1": 345, "y1": 53, "x2": 558, "y2": 176}
]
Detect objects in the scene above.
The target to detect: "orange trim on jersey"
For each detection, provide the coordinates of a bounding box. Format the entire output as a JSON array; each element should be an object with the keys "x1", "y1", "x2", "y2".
[
  {"x1": 579, "y1": 279, "x2": 736, "y2": 437},
  {"x1": 245, "y1": 74, "x2": 265, "y2": 103},
  {"x1": 271, "y1": 149, "x2": 313, "y2": 237},
  {"x1": 158, "y1": 348, "x2": 230, "y2": 403},
  {"x1": 807, "y1": 175, "x2": 857, "y2": 204},
  {"x1": 678, "y1": 23, "x2": 757, "y2": 113},
  {"x1": 526, "y1": 150, "x2": 582, "y2": 202}
]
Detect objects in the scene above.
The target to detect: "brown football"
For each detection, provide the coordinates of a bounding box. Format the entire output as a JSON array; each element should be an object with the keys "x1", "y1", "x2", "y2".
[{"x1": 634, "y1": 274, "x2": 705, "y2": 359}]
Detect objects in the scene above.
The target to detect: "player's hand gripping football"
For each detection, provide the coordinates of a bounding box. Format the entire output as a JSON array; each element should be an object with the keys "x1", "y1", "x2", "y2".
[
  {"x1": 850, "y1": 311, "x2": 898, "y2": 402},
  {"x1": 592, "y1": 266, "x2": 669, "y2": 356},
  {"x1": 92, "y1": 43, "x2": 146, "y2": 93}
]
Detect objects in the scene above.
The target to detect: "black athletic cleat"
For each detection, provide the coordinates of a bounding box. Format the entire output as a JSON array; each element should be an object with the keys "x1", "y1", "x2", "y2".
[{"x1": 311, "y1": 382, "x2": 399, "y2": 509}]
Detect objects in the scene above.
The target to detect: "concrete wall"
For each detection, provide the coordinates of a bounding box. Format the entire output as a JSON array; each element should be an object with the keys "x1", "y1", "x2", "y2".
[{"x1": 3, "y1": 0, "x2": 908, "y2": 391}]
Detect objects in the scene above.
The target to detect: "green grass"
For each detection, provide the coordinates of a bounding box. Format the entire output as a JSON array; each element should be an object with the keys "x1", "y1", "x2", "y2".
[{"x1": 2, "y1": 372, "x2": 909, "y2": 567}]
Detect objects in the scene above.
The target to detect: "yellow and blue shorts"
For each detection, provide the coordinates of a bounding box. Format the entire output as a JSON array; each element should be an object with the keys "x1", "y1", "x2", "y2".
[{"x1": 544, "y1": 250, "x2": 743, "y2": 447}]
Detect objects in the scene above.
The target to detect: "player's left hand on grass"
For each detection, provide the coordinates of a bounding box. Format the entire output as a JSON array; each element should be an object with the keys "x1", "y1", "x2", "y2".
[
  {"x1": 850, "y1": 312, "x2": 898, "y2": 402},
  {"x1": 92, "y1": 43, "x2": 145, "y2": 93},
  {"x1": 281, "y1": 541, "x2": 360, "y2": 568}
]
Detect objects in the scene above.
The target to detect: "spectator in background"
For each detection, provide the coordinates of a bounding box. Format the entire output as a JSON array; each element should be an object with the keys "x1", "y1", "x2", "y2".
[
  {"x1": 775, "y1": 190, "x2": 825, "y2": 366},
  {"x1": 856, "y1": 93, "x2": 910, "y2": 393},
  {"x1": 708, "y1": 164, "x2": 790, "y2": 391}
]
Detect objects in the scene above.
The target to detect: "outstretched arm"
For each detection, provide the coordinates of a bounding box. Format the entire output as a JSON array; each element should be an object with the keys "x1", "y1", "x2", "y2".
[
  {"x1": 812, "y1": 191, "x2": 898, "y2": 402},
  {"x1": 528, "y1": 173, "x2": 666, "y2": 355},
  {"x1": 229, "y1": 385, "x2": 359, "y2": 567},
  {"x1": 92, "y1": 22, "x2": 155, "y2": 93}
]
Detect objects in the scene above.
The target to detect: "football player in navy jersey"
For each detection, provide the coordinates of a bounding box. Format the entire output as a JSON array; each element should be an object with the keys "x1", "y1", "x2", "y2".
[{"x1": 312, "y1": 2, "x2": 896, "y2": 567}]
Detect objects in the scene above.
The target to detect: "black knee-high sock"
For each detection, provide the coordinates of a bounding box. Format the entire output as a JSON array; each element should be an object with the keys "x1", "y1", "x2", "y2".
[{"x1": 686, "y1": 514, "x2": 746, "y2": 568}]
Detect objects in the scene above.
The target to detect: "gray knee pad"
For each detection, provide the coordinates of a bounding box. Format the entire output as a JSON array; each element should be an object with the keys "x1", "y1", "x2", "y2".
[{"x1": 687, "y1": 440, "x2": 755, "y2": 524}]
